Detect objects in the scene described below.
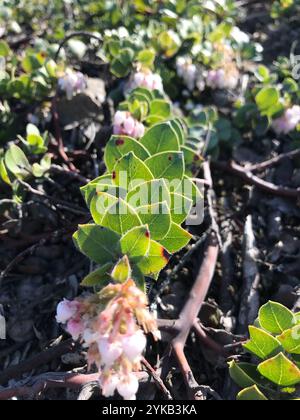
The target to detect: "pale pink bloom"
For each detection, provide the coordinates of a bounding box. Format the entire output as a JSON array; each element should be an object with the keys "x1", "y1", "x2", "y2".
[
  {"x1": 129, "y1": 71, "x2": 163, "y2": 92},
  {"x1": 56, "y1": 299, "x2": 80, "y2": 324},
  {"x1": 124, "y1": 116, "x2": 135, "y2": 135},
  {"x1": 58, "y1": 69, "x2": 86, "y2": 100},
  {"x1": 206, "y1": 69, "x2": 225, "y2": 89},
  {"x1": 67, "y1": 319, "x2": 84, "y2": 340},
  {"x1": 134, "y1": 72, "x2": 145, "y2": 86},
  {"x1": 122, "y1": 331, "x2": 147, "y2": 362},
  {"x1": 98, "y1": 336, "x2": 123, "y2": 367},
  {"x1": 114, "y1": 110, "x2": 127, "y2": 126},
  {"x1": 272, "y1": 106, "x2": 300, "y2": 135},
  {"x1": 176, "y1": 57, "x2": 198, "y2": 91},
  {"x1": 133, "y1": 122, "x2": 145, "y2": 138},
  {"x1": 100, "y1": 373, "x2": 119, "y2": 397},
  {"x1": 117, "y1": 373, "x2": 139, "y2": 400},
  {"x1": 113, "y1": 111, "x2": 145, "y2": 139},
  {"x1": 207, "y1": 68, "x2": 238, "y2": 90}
]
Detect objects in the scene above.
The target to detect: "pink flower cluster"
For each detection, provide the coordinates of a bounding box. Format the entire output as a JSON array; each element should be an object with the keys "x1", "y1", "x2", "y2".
[
  {"x1": 206, "y1": 68, "x2": 238, "y2": 90},
  {"x1": 113, "y1": 111, "x2": 145, "y2": 138},
  {"x1": 56, "y1": 279, "x2": 159, "y2": 400},
  {"x1": 127, "y1": 70, "x2": 163, "y2": 92},
  {"x1": 272, "y1": 106, "x2": 300, "y2": 135},
  {"x1": 58, "y1": 69, "x2": 87, "y2": 100}
]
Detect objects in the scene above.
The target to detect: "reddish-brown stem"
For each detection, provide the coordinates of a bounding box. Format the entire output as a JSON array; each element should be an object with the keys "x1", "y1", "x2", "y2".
[
  {"x1": 51, "y1": 97, "x2": 77, "y2": 172},
  {"x1": 141, "y1": 358, "x2": 173, "y2": 400},
  {"x1": 193, "y1": 321, "x2": 226, "y2": 356},
  {"x1": 171, "y1": 234, "x2": 219, "y2": 397}
]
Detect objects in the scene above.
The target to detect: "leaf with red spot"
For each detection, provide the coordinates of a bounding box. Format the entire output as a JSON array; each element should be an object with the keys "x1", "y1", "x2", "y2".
[
  {"x1": 137, "y1": 240, "x2": 170, "y2": 278},
  {"x1": 104, "y1": 135, "x2": 150, "y2": 172},
  {"x1": 120, "y1": 225, "x2": 151, "y2": 263},
  {"x1": 145, "y1": 151, "x2": 185, "y2": 181}
]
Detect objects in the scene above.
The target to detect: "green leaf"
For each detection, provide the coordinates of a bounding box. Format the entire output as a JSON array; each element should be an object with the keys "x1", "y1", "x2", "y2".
[
  {"x1": 5, "y1": 144, "x2": 31, "y2": 178},
  {"x1": 159, "y1": 222, "x2": 192, "y2": 253},
  {"x1": 259, "y1": 301, "x2": 295, "y2": 335},
  {"x1": 90, "y1": 191, "x2": 119, "y2": 225},
  {"x1": 137, "y1": 49, "x2": 155, "y2": 67},
  {"x1": 73, "y1": 225, "x2": 121, "y2": 265},
  {"x1": 237, "y1": 385, "x2": 268, "y2": 401},
  {"x1": 0, "y1": 159, "x2": 11, "y2": 185},
  {"x1": 175, "y1": 176, "x2": 203, "y2": 205},
  {"x1": 120, "y1": 225, "x2": 151, "y2": 262},
  {"x1": 136, "y1": 202, "x2": 171, "y2": 240},
  {"x1": 25, "y1": 124, "x2": 46, "y2": 154},
  {"x1": 170, "y1": 192, "x2": 193, "y2": 224},
  {"x1": 113, "y1": 152, "x2": 154, "y2": 189},
  {"x1": 258, "y1": 353, "x2": 300, "y2": 386},
  {"x1": 104, "y1": 135, "x2": 150, "y2": 172},
  {"x1": 255, "y1": 87, "x2": 280, "y2": 116},
  {"x1": 126, "y1": 179, "x2": 171, "y2": 209},
  {"x1": 255, "y1": 65, "x2": 270, "y2": 83},
  {"x1": 111, "y1": 48, "x2": 134, "y2": 77},
  {"x1": 278, "y1": 326, "x2": 300, "y2": 354},
  {"x1": 0, "y1": 40, "x2": 11, "y2": 57},
  {"x1": 229, "y1": 361, "x2": 265, "y2": 388},
  {"x1": 137, "y1": 240, "x2": 170, "y2": 278},
  {"x1": 101, "y1": 198, "x2": 142, "y2": 235},
  {"x1": 145, "y1": 151, "x2": 185, "y2": 181},
  {"x1": 149, "y1": 100, "x2": 171, "y2": 119},
  {"x1": 140, "y1": 121, "x2": 180, "y2": 155},
  {"x1": 170, "y1": 119, "x2": 185, "y2": 145},
  {"x1": 132, "y1": 266, "x2": 146, "y2": 292},
  {"x1": 111, "y1": 256, "x2": 132, "y2": 283},
  {"x1": 243, "y1": 326, "x2": 282, "y2": 359},
  {"x1": 81, "y1": 263, "x2": 113, "y2": 287},
  {"x1": 181, "y1": 145, "x2": 203, "y2": 176}
]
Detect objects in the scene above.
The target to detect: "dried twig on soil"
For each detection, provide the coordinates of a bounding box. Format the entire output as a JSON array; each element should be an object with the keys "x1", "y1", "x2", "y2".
[
  {"x1": 0, "y1": 339, "x2": 74, "y2": 386},
  {"x1": 213, "y1": 161, "x2": 300, "y2": 199},
  {"x1": 237, "y1": 215, "x2": 261, "y2": 335},
  {"x1": 0, "y1": 372, "x2": 100, "y2": 400},
  {"x1": 0, "y1": 371, "x2": 149, "y2": 400},
  {"x1": 19, "y1": 180, "x2": 89, "y2": 216},
  {"x1": 50, "y1": 165, "x2": 90, "y2": 184},
  {"x1": 246, "y1": 148, "x2": 300, "y2": 173}
]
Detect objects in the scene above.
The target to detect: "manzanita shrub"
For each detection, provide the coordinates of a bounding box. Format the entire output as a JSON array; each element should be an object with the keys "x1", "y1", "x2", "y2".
[
  {"x1": 230, "y1": 301, "x2": 300, "y2": 400},
  {"x1": 56, "y1": 80, "x2": 203, "y2": 399}
]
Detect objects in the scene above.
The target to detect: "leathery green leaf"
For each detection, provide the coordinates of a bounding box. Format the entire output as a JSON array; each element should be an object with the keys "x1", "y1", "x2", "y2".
[
  {"x1": 136, "y1": 202, "x2": 171, "y2": 241},
  {"x1": 104, "y1": 135, "x2": 150, "y2": 172},
  {"x1": 159, "y1": 222, "x2": 192, "y2": 253},
  {"x1": 139, "y1": 121, "x2": 180, "y2": 155},
  {"x1": 113, "y1": 152, "x2": 154, "y2": 189},
  {"x1": 73, "y1": 225, "x2": 121, "y2": 265},
  {"x1": 101, "y1": 198, "x2": 142, "y2": 235},
  {"x1": 137, "y1": 240, "x2": 171, "y2": 278},
  {"x1": 120, "y1": 225, "x2": 151, "y2": 262},
  {"x1": 145, "y1": 151, "x2": 184, "y2": 181},
  {"x1": 258, "y1": 353, "x2": 300, "y2": 387}
]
